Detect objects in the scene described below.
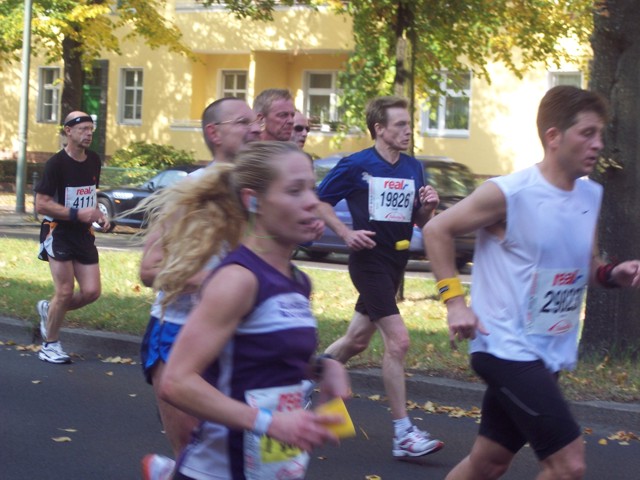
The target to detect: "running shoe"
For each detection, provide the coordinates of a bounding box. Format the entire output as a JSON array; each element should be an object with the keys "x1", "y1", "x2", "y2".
[
  {"x1": 37, "y1": 300, "x2": 49, "y2": 341},
  {"x1": 38, "y1": 341, "x2": 71, "y2": 364},
  {"x1": 141, "y1": 454, "x2": 175, "y2": 480},
  {"x1": 392, "y1": 425, "x2": 444, "y2": 458}
]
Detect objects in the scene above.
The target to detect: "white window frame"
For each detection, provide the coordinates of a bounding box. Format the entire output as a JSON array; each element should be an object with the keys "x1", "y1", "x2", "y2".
[
  {"x1": 220, "y1": 70, "x2": 248, "y2": 100},
  {"x1": 119, "y1": 68, "x2": 144, "y2": 125},
  {"x1": 304, "y1": 71, "x2": 342, "y2": 131},
  {"x1": 37, "y1": 67, "x2": 61, "y2": 123},
  {"x1": 421, "y1": 71, "x2": 472, "y2": 138},
  {"x1": 548, "y1": 71, "x2": 583, "y2": 88}
]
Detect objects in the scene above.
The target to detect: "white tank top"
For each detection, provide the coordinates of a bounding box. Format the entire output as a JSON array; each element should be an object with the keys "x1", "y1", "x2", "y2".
[{"x1": 470, "y1": 165, "x2": 602, "y2": 372}]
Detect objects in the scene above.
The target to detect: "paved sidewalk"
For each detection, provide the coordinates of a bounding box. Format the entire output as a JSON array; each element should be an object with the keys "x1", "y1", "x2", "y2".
[{"x1": 2, "y1": 314, "x2": 640, "y2": 432}]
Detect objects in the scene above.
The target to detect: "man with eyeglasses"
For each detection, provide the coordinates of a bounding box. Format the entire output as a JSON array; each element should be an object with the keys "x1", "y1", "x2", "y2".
[
  {"x1": 253, "y1": 88, "x2": 296, "y2": 142},
  {"x1": 35, "y1": 111, "x2": 108, "y2": 364},
  {"x1": 291, "y1": 111, "x2": 311, "y2": 149},
  {"x1": 315, "y1": 96, "x2": 444, "y2": 459},
  {"x1": 139, "y1": 96, "x2": 263, "y2": 480}
]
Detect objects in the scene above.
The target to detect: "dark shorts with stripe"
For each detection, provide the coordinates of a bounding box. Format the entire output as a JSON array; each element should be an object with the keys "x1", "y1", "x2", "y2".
[
  {"x1": 38, "y1": 220, "x2": 98, "y2": 265},
  {"x1": 348, "y1": 249, "x2": 409, "y2": 321},
  {"x1": 471, "y1": 352, "x2": 581, "y2": 460}
]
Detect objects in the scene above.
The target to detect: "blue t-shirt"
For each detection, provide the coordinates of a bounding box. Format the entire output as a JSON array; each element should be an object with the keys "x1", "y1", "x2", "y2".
[{"x1": 317, "y1": 147, "x2": 426, "y2": 253}]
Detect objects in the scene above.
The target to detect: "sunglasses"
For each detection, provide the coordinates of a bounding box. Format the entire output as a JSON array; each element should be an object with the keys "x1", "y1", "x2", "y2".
[{"x1": 294, "y1": 125, "x2": 311, "y2": 132}]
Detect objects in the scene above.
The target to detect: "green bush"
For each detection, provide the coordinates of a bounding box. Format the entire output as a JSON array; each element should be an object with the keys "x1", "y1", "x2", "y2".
[
  {"x1": 109, "y1": 142, "x2": 196, "y2": 170},
  {"x1": 0, "y1": 160, "x2": 46, "y2": 186}
]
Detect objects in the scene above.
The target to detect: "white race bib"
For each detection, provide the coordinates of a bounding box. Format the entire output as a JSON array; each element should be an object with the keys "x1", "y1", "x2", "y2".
[
  {"x1": 244, "y1": 383, "x2": 309, "y2": 480},
  {"x1": 526, "y1": 268, "x2": 586, "y2": 336},
  {"x1": 64, "y1": 184, "x2": 97, "y2": 210},
  {"x1": 368, "y1": 176, "x2": 415, "y2": 222}
]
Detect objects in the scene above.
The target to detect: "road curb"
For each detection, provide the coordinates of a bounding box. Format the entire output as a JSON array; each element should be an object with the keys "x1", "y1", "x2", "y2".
[{"x1": 2, "y1": 315, "x2": 639, "y2": 431}]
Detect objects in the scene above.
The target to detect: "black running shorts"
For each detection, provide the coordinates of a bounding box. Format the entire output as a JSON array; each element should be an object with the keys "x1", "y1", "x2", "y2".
[
  {"x1": 471, "y1": 352, "x2": 581, "y2": 460},
  {"x1": 38, "y1": 220, "x2": 99, "y2": 265},
  {"x1": 348, "y1": 249, "x2": 408, "y2": 321}
]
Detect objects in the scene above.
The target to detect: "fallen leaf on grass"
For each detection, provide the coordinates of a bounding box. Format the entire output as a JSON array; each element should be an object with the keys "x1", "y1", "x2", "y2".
[{"x1": 52, "y1": 437, "x2": 72, "y2": 442}]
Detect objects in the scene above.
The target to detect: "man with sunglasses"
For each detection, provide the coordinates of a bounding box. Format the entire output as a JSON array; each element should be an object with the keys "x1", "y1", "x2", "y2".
[
  {"x1": 291, "y1": 111, "x2": 311, "y2": 149},
  {"x1": 35, "y1": 111, "x2": 108, "y2": 364}
]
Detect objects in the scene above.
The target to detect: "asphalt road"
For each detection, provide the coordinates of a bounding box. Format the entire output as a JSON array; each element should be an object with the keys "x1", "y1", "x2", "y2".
[{"x1": 1, "y1": 335, "x2": 639, "y2": 480}]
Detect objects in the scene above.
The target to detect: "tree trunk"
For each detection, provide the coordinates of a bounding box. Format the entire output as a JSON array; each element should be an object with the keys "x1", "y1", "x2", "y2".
[
  {"x1": 582, "y1": 0, "x2": 640, "y2": 356},
  {"x1": 61, "y1": 34, "x2": 85, "y2": 120}
]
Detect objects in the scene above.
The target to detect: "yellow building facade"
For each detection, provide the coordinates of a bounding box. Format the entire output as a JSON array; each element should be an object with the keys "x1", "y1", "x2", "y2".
[{"x1": 0, "y1": 2, "x2": 589, "y2": 177}]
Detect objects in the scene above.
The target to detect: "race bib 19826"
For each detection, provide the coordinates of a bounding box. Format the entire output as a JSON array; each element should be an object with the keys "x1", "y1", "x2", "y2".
[{"x1": 368, "y1": 176, "x2": 415, "y2": 223}]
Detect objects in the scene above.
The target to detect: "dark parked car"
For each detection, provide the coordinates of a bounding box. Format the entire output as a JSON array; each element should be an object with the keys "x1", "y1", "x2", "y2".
[
  {"x1": 302, "y1": 153, "x2": 477, "y2": 270},
  {"x1": 94, "y1": 165, "x2": 202, "y2": 232}
]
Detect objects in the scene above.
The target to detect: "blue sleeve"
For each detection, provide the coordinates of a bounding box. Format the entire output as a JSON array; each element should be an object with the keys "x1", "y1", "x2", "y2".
[{"x1": 316, "y1": 156, "x2": 357, "y2": 206}]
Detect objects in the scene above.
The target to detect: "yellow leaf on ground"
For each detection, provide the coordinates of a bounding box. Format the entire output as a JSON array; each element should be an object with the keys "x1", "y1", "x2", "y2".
[
  {"x1": 598, "y1": 439, "x2": 608, "y2": 445},
  {"x1": 365, "y1": 476, "x2": 381, "y2": 480},
  {"x1": 52, "y1": 437, "x2": 72, "y2": 442},
  {"x1": 106, "y1": 371, "x2": 114, "y2": 376},
  {"x1": 368, "y1": 394, "x2": 380, "y2": 401}
]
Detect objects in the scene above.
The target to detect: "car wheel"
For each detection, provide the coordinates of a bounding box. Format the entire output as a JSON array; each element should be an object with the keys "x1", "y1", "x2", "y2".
[
  {"x1": 304, "y1": 250, "x2": 330, "y2": 260},
  {"x1": 456, "y1": 256, "x2": 471, "y2": 271},
  {"x1": 93, "y1": 198, "x2": 115, "y2": 233}
]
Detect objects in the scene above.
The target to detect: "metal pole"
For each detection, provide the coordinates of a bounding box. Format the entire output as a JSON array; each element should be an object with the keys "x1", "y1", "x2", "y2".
[{"x1": 15, "y1": 0, "x2": 33, "y2": 214}]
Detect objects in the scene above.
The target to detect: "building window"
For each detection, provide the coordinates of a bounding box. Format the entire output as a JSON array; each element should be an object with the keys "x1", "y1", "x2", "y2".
[
  {"x1": 119, "y1": 68, "x2": 143, "y2": 124},
  {"x1": 304, "y1": 71, "x2": 341, "y2": 131},
  {"x1": 37, "y1": 67, "x2": 61, "y2": 123},
  {"x1": 422, "y1": 71, "x2": 471, "y2": 138},
  {"x1": 221, "y1": 71, "x2": 247, "y2": 100},
  {"x1": 549, "y1": 71, "x2": 582, "y2": 88}
]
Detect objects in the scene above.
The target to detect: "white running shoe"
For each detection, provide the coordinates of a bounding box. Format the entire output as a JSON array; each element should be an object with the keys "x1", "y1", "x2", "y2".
[
  {"x1": 38, "y1": 341, "x2": 71, "y2": 364},
  {"x1": 392, "y1": 425, "x2": 444, "y2": 458},
  {"x1": 37, "y1": 300, "x2": 49, "y2": 341},
  {"x1": 141, "y1": 453, "x2": 175, "y2": 480}
]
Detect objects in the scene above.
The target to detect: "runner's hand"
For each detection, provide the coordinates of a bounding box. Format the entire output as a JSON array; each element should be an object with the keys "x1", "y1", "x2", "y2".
[
  {"x1": 612, "y1": 260, "x2": 640, "y2": 288},
  {"x1": 268, "y1": 409, "x2": 340, "y2": 452},
  {"x1": 445, "y1": 297, "x2": 488, "y2": 349},
  {"x1": 342, "y1": 229, "x2": 376, "y2": 251},
  {"x1": 419, "y1": 185, "x2": 439, "y2": 212}
]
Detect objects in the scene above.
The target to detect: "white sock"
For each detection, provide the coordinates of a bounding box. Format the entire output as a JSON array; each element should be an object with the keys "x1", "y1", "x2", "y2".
[{"x1": 393, "y1": 417, "x2": 412, "y2": 437}]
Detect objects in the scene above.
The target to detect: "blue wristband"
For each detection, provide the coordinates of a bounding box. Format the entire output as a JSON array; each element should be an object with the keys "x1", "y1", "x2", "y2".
[{"x1": 252, "y1": 408, "x2": 273, "y2": 436}]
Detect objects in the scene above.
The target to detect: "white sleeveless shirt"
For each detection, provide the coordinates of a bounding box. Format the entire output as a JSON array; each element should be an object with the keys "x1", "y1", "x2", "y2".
[{"x1": 469, "y1": 165, "x2": 602, "y2": 372}]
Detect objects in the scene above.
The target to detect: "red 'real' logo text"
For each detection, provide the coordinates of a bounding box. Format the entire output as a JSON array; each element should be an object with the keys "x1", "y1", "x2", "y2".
[
  {"x1": 552, "y1": 271, "x2": 581, "y2": 286},
  {"x1": 383, "y1": 179, "x2": 408, "y2": 190},
  {"x1": 76, "y1": 187, "x2": 92, "y2": 195}
]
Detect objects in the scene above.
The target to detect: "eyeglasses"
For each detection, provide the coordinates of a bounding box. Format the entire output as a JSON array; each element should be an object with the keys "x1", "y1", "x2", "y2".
[
  {"x1": 214, "y1": 117, "x2": 262, "y2": 127},
  {"x1": 293, "y1": 125, "x2": 311, "y2": 133}
]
